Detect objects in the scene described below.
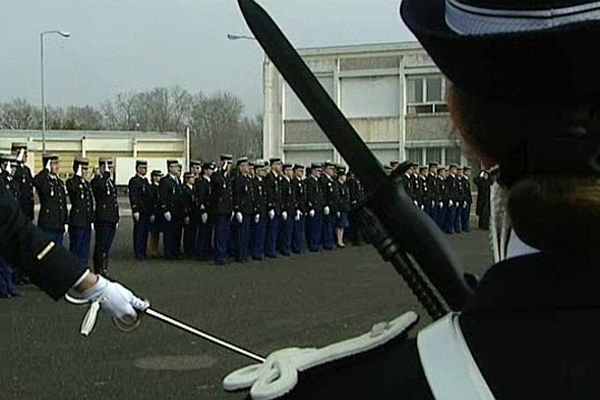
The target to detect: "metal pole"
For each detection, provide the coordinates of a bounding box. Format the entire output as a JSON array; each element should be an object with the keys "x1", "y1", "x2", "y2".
[{"x1": 40, "y1": 33, "x2": 46, "y2": 154}]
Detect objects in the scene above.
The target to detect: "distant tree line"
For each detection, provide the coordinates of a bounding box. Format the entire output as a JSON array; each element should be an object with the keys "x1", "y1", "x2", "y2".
[{"x1": 0, "y1": 86, "x2": 263, "y2": 161}]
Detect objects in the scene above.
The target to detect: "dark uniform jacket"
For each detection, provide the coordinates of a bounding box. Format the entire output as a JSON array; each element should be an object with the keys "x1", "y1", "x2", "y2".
[
  {"x1": 66, "y1": 175, "x2": 94, "y2": 229},
  {"x1": 159, "y1": 175, "x2": 185, "y2": 220},
  {"x1": 461, "y1": 176, "x2": 473, "y2": 206},
  {"x1": 182, "y1": 184, "x2": 195, "y2": 221},
  {"x1": 0, "y1": 170, "x2": 19, "y2": 201},
  {"x1": 91, "y1": 173, "x2": 119, "y2": 224},
  {"x1": 128, "y1": 175, "x2": 151, "y2": 216},
  {"x1": 348, "y1": 177, "x2": 365, "y2": 208},
  {"x1": 426, "y1": 174, "x2": 439, "y2": 208},
  {"x1": 437, "y1": 176, "x2": 448, "y2": 206},
  {"x1": 320, "y1": 174, "x2": 340, "y2": 214},
  {"x1": 233, "y1": 174, "x2": 254, "y2": 215},
  {"x1": 280, "y1": 177, "x2": 295, "y2": 214},
  {"x1": 252, "y1": 177, "x2": 267, "y2": 217},
  {"x1": 34, "y1": 170, "x2": 68, "y2": 231},
  {"x1": 419, "y1": 175, "x2": 429, "y2": 207},
  {"x1": 401, "y1": 173, "x2": 414, "y2": 200},
  {"x1": 446, "y1": 174, "x2": 461, "y2": 206},
  {"x1": 474, "y1": 174, "x2": 491, "y2": 217},
  {"x1": 194, "y1": 176, "x2": 212, "y2": 215},
  {"x1": 148, "y1": 183, "x2": 161, "y2": 221},
  {"x1": 292, "y1": 178, "x2": 308, "y2": 214},
  {"x1": 338, "y1": 180, "x2": 351, "y2": 213},
  {"x1": 306, "y1": 176, "x2": 324, "y2": 212},
  {"x1": 210, "y1": 171, "x2": 233, "y2": 216},
  {"x1": 264, "y1": 172, "x2": 282, "y2": 214},
  {"x1": 275, "y1": 252, "x2": 600, "y2": 399},
  {"x1": 0, "y1": 183, "x2": 86, "y2": 301},
  {"x1": 14, "y1": 163, "x2": 34, "y2": 219}
]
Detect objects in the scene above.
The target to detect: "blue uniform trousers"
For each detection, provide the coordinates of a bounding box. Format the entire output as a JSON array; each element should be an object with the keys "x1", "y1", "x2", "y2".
[
  {"x1": 307, "y1": 212, "x2": 323, "y2": 252},
  {"x1": 183, "y1": 219, "x2": 198, "y2": 258},
  {"x1": 454, "y1": 204, "x2": 463, "y2": 234},
  {"x1": 321, "y1": 214, "x2": 335, "y2": 250},
  {"x1": 444, "y1": 205, "x2": 457, "y2": 234},
  {"x1": 163, "y1": 219, "x2": 183, "y2": 259},
  {"x1": 265, "y1": 215, "x2": 280, "y2": 258},
  {"x1": 253, "y1": 217, "x2": 267, "y2": 260},
  {"x1": 214, "y1": 215, "x2": 230, "y2": 265},
  {"x1": 69, "y1": 227, "x2": 91, "y2": 267},
  {"x1": 196, "y1": 219, "x2": 213, "y2": 260},
  {"x1": 43, "y1": 228, "x2": 64, "y2": 247},
  {"x1": 462, "y1": 203, "x2": 471, "y2": 232},
  {"x1": 235, "y1": 216, "x2": 251, "y2": 262},
  {"x1": 278, "y1": 215, "x2": 294, "y2": 256},
  {"x1": 292, "y1": 215, "x2": 306, "y2": 254},
  {"x1": 0, "y1": 259, "x2": 16, "y2": 297},
  {"x1": 133, "y1": 215, "x2": 150, "y2": 259},
  {"x1": 93, "y1": 221, "x2": 117, "y2": 272}
]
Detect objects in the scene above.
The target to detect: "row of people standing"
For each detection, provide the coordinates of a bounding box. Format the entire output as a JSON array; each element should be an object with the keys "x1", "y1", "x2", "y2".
[{"x1": 129, "y1": 155, "x2": 367, "y2": 266}]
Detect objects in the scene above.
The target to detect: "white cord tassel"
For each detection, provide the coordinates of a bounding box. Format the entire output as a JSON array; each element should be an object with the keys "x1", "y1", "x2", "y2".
[
  {"x1": 76, "y1": 164, "x2": 83, "y2": 177},
  {"x1": 16, "y1": 149, "x2": 24, "y2": 162},
  {"x1": 45, "y1": 159, "x2": 51, "y2": 172}
]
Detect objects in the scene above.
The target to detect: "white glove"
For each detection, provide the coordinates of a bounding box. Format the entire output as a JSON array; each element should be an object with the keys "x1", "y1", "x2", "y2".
[
  {"x1": 282, "y1": 211, "x2": 288, "y2": 221},
  {"x1": 184, "y1": 216, "x2": 190, "y2": 225},
  {"x1": 268, "y1": 209, "x2": 275, "y2": 220},
  {"x1": 323, "y1": 206, "x2": 330, "y2": 216},
  {"x1": 201, "y1": 213, "x2": 208, "y2": 224},
  {"x1": 149, "y1": 215, "x2": 155, "y2": 224},
  {"x1": 64, "y1": 224, "x2": 69, "y2": 234},
  {"x1": 439, "y1": 202, "x2": 444, "y2": 209},
  {"x1": 80, "y1": 275, "x2": 149, "y2": 328},
  {"x1": 133, "y1": 212, "x2": 140, "y2": 222},
  {"x1": 231, "y1": 211, "x2": 235, "y2": 221},
  {"x1": 254, "y1": 214, "x2": 260, "y2": 224},
  {"x1": 309, "y1": 209, "x2": 315, "y2": 218},
  {"x1": 91, "y1": 222, "x2": 95, "y2": 231},
  {"x1": 336, "y1": 211, "x2": 341, "y2": 218},
  {"x1": 294, "y1": 211, "x2": 301, "y2": 221},
  {"x1": 414, "y1": 200, "x2": 419, "y2": 207},
  {"x1": 449, "y1": 200, "x2": 454, "y2": 207},
  {"x1": 236, "y1": 212, "x2": 243, "y2": 223},
  {"x1": 463, "y1": 201, "x2": 468, "y2": 209},
  {"x1": 164, "y1": 211, "x2": 172, "y2": 222},
  {"x1": 421, "y1": 205, "x2": 425, "y2": 211}
]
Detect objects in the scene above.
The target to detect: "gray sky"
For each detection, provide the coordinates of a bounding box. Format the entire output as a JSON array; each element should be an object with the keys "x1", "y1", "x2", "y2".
[{"x1": 0, "y1": 0, "x2": 415, "y2": 116}]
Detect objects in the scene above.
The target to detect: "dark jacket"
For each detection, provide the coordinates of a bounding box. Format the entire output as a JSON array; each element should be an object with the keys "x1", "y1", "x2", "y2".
[
  {"x1": 194, "y1": 176, "x2": 212, "y2": 215},
  {"x1": 159, "y1": 175, "x2": 185, "y2": 219},
  {"x1": 210, "y1": 171, "x2": 233, "y2": 216},
  {"x1": 320, "y1": 174, "x2": 340, "y2": 213},
  {"x1": 34, "y1": 170, "x2": 68, "y2": 231},
  {"x1": 14, "y1": 163, "x2": 34, "y2": 219},
  {"x1": 0, "y1": 170, "x2": 19, "y2": 201},
  {"x1": 0, "y1": 182, "x2": 86, "y2": 300},
  {"x1": 128, "y1": 175, "x2": 152, "y2": 215},
  {"x1": 446, "y1": 174, "x2": 461, "y2": 204},
  {"x1": 264, "y1": 172, "x2": 282, "y2": 214},
  {"x1": 292, "y1": 178, "x2": 308, "y2": 214},
  {"x1": 280, "y1": 177, "x2": 295, "y2": 214},
  {"x1": 66, "y1": 175, "x2": 94, "y2": 229},
  {"x1": 91, "y1": 173, "x2": 119, "y2": 224},
  {"x1": 182, "y1": 184, "x2": 195, "y2": 220},
  {"x1": 233, "y1": 174, "x2": 254, "y2": 215},
  {"x1": 348, "y1": 176, "x2": 365, "y2": 208},
  {"x1": 306, "y1": 176, "x2": 324, "y2": 212},
  {"x1": 338, "y1": 180, "x2": 351, "y2": 213},
  {"x1": 252, "y1": 177, "x2": 267, "y2": 217}
]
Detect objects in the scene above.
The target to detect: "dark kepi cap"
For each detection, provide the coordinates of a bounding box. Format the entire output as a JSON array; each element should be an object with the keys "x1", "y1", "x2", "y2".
[
  {"x1": 99, "y1": 157, "x2": 113, "y2": 166},
  {"x1": 151, "y1": 169, "x2": 163, "y2": 177},
  {"x1": 464, "y1": 166, "x2": 472, "y2": 171},
  {"x1": 428, "y1": 162, "x2": 439, "y2": 168},
  {"x1": 166, "y1": 159, "x2": 179, "y2": 168},
  {"x1": 220, "y1": 154, "x2": 233, "y2": 161},
  {"x1": 400, "y1": 0, "x2": 600, "y2": 105},
  {"x1": 136, "y1": 160, "x2": 148, "y2": 168},
  {"x1": 293, "y1": 164, "x2": 304, "y2": 170},
  {"x1": 73, "y1": 156, "x2": 89, "y2": 166},
  {"x1": 311, "y1": 162, "x2": 323, "y2": 169},
  {"x1": 337, "y1": 166, "x2": 347, "y2": 175},
  {"x1": 11, "y1": 143, "x2": 28, "y2": 151},
  {"x1": 202, "y1": 162, "x2": 216, "y2": 171},
  {"x1": 0, "y1": 153, "x2": 17, "y2": 163},
  {"x1": 43, "y1": 153, "x2": 60, "y2": 163},
  {"x1": 236, "y1": 157, "x2": 249, "y2": 166},
  {"x1": 449, "y1": 164, "x2": 459, "y2": 169},
  {"x1": 283, "y1": 163, "x2": 293, "y2": 169},
  {"x1": 190, "y1": 159, "x2": 202, "y2": 167},
  {"x1": 324, "y1": 161, "x2": 336, "y2": 168},
  {"x1": 183, "y1": 172, "x2": 194, "y2": 179},
  {"x1": 390, "y1": 161, "x2": 399, "y2": 167},
  {"x1": 269, "y1": 157, "x2": 282, "y2": 165}
]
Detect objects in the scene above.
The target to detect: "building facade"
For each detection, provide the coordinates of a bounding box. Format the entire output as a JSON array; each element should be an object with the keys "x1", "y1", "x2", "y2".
[
  {"x1": 0, "y1": 129, "x2": 188, "y2": 185},
  {"x1": 263, "y1": 41, "x2": 471, "y2": 168}
]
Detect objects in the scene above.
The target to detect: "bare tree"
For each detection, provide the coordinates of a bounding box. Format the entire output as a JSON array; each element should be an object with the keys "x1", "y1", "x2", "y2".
[
  {"x1": 0, "y1": 98, "x2": 38, "y2": 129},
  {"x1": 101, "y1": 92, "x2": 139, "y2": 130},
  {"x1": 63, "y1": 105, "x2": 104, "y2": 130}
]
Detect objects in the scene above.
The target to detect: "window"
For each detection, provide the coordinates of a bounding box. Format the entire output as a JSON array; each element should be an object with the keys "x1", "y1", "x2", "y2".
[
  {"x1": 426, "y1": 147, "x2": 442, "y2": 164},
  {"x1": 406, "y1": 148, "x2": 423, "y2": 165},
  {"x1": 406, "y1": 74, "x2": 448, "y2": 116},
  {"x1": 445, "y1": 146, "x2": 462, "y2": 165}
]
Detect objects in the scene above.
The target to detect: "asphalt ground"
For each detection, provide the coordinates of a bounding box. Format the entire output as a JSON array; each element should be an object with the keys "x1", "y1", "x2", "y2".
[{"x1": 0, "y1": 218, "x2": 492, "y2": 400}]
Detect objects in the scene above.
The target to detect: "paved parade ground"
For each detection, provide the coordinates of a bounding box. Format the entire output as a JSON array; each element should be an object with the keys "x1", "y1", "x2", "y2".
[{"x1": 0, "y1": 219, "x2": 492, "y2": 400}]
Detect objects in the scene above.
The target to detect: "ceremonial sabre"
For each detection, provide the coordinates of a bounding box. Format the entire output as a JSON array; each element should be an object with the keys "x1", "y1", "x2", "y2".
[{"x1": 65, "y1": 294, "x2": 266, "y2": 363}]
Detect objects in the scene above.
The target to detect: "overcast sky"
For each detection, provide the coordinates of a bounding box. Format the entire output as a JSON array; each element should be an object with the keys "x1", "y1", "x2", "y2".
[{"x1": 0, "y1": 0, "x2": 415, "y2": 116}]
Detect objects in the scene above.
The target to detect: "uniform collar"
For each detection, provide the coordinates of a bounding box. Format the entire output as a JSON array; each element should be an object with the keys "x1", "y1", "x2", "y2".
[
  {"x1": 203, "y1": 175, "x2": 211, "y2": 183},
  {"x1": 464, "y1": 252, "x2": 600, "y2": 313}
]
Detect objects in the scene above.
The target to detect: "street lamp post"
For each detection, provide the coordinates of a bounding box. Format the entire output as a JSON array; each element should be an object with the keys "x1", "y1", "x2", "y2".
[{"x1": 40, "y1": 30, "x2": 70, "y2": 153}]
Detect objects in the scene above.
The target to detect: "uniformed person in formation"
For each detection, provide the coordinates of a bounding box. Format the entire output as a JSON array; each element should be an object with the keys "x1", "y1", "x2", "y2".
[
  {"x1": 320, "y1": 161, "x2": 339, "y2": 251},
  {"x1": 0, "y1": 154, "x2": 20, "y2": 298},
  {"x1": 459, "y1": 166, "x2": 473, "y2": 233},
  {"x1": 190, "y1": 160, "x2": 202, "y2": 178},
  {"x1": 182, "y1": 171, "x2": 196, "y2": 258},
  {"x1": 291, "y1": 164, "x2": 307, "y2": 254},
  {"x1": 91, "y1": 158, "x2": 119, "y2": 275},
  {"x1": 443, "y1": 164, "x2": 460, "y2": 234},
  {"x1": 128, "y1": 160, "x2": 151, "y2": 260},
  {"x1": 335, "y1": 167, "x2": 350, "y2": 248},
  {"x1": 34, "y1": 154, "x2": 68, "y2": 246},
  {"x1": 159, "y1": 160, "x2": 184, "y2": 260},
  {"x1": 11, "y1": 143, "x2": 34, "y2": 221},
  {"x1": 434, "y1": 166, "x2": 447, "y2": 230},
  {"x1": 251, "y1": 160, "x2": 268, "y2": 260},
  {"x1": 148, "y1": 170, "x2": 163, "y2": 258},
  {"x1": 66, "y1": 156, "x2": 94, "y2": 267},
  {"x1": 264, "y1": 158, "x2": 283, "y2": 259},
  {"x1": 426, "y1": 163, "x2": 439, "y2": 224},
  {"x1": 418, "y1": 166, "x2": 430, "y2": 213},
  {"x1": 347, "y1": 171, "x2": 365, "y2": 246},
  {"x1": 195, "y1": 162, "x2": 215, "y2": 261},
  {"x1": 210, "y1": 155, "x2": 233, "y2": 265},
  {"x1": 306, "y1": 163, "x2": 324, "y2": 252},
  {"x1": 232, "y1": 157, "x2": 253, "y2": 263},
  {"x1": 278, "y1": 163, "x2": 295, "y2": 256},
  {"x1": 474, "y1": 168, "x2": 491, "y2": 230}
]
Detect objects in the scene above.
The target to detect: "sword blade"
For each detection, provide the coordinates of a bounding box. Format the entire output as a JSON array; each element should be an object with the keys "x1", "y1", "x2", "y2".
[{"x1": 145, "y1": 308, "x2": 266, "y2": 363}]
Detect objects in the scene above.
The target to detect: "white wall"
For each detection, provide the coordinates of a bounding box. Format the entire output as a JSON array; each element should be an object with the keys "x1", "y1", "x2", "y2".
[
  {"x1": 115, "y1": 157, "x2": 184, "y2": 186},
  {"x1": 340, "y1": 76, "x2": 400, "y2": 118},
  {"x1": 284, "y1": 76, "x2": 334, "y2": 121}
]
